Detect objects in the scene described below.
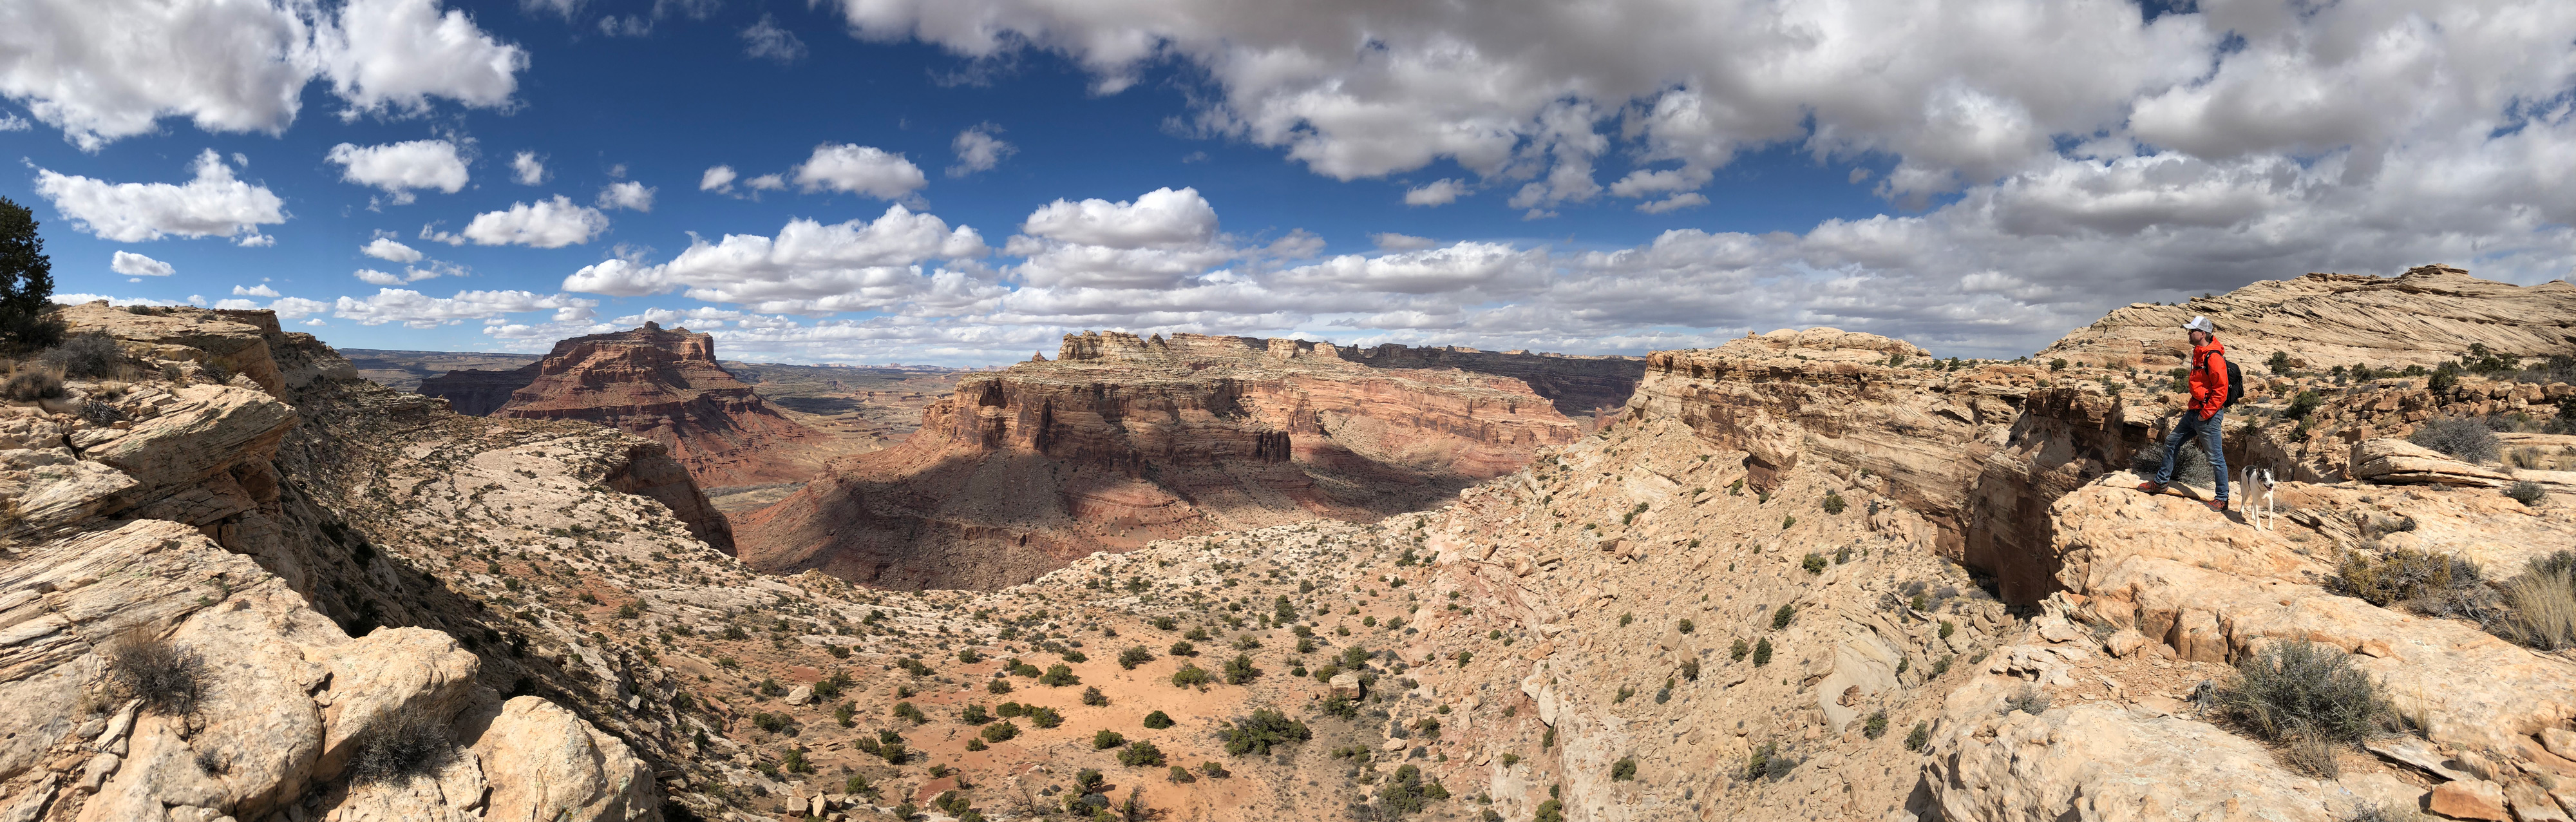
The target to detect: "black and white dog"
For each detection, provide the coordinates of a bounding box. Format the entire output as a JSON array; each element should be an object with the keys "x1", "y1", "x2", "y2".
[{"x1": 2238, "y1": 466, "x2": 2278, "y2": 530}]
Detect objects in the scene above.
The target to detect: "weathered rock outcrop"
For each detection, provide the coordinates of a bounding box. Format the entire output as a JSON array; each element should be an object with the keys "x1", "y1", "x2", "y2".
[
  {"x1": 422, "y1": 323, "x2": 836, "y2": 493},
  {"x1": 0, "y1": 304, "x2": 671, "y2": 822},
  {"x1": 737, "y1": 331, "x2": 1605, "y2": 589},
  {"x1": 2043, "y1": 265, "x2": 2576, "y2": 371}
]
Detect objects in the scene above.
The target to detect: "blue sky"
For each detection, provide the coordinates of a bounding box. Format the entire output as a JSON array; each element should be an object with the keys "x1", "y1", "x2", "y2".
[{"x1": 6, "y1": 0, "x2": 2574, "y2": 365}]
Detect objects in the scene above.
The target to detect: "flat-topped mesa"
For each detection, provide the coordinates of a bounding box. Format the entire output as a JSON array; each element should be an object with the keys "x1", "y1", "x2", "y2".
[
  {"x1": 1054, "y1": 329, "x2": 1649, "y2": 416},
  {"x1": 485, "y1": 322, "x2": 831, "y2": 490},
  {"x1": 416, "y1": 363, "x2": 538, "y2": 415},
  {"x1": 737, "y1": 330, "x2": 1625, "y2": 589},
  {"x1": 2043, "y1": 265, "x2": 2576, "y2": 370}
]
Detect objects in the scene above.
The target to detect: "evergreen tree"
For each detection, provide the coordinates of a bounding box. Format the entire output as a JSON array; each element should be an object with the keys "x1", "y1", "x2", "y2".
[{"x1": 0, "y1": 197, "x2": 61, "y2": 354}]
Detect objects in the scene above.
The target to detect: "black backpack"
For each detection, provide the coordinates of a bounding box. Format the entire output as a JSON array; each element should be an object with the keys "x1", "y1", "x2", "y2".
[{"x1": 2198, "y1": 349, "x2": 2244, "y2": 408}]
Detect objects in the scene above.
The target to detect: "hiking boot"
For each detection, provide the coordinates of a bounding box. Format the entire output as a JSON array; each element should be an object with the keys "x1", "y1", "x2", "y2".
[
  {"x1": 2135, "y1": 481, "x2": 2164, "y2": 494},
  {"x1": 2204, "y1": 499, "x2": 2227, "y2": 512}
]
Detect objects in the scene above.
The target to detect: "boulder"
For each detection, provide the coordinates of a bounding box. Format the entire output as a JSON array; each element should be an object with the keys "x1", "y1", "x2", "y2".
[
  {"x1": 85, "y1": 385, "x2": 298, "y2": 496},
  {"x1": 784, "y1": 684, "x2": 815, "y2": 706},
  {"x1": 1329, "y1": 673, "x2": 1363, "y2": 700},
  {"x1": 2349, "y1": 439, "x2": 2510, "y2": 488},
  {"x1": 471, "y1": 696, "x2": 656, "y2": 822},
  {"x1": 2430, "y1": 779, "x2": 2508, "y2": 821},
  {"x1": 310, "y1": 628, "x2": 484, "y2": 782},
  {"x1": 1926, "y1": 677, "x2": 2342, "y2": 821}
]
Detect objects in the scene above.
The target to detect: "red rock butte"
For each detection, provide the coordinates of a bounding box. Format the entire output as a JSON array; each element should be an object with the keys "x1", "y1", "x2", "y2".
[
  {"x1": 426, "y1": 322, "x2": 834, "y2": 495},
  {"x1": 737, "y1": 331, "x2": 1645, "y2": 589}
]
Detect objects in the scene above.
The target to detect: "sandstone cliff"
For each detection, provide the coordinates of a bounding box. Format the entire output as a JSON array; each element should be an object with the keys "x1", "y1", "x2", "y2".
[
  {"x1": 735, "y1": 331, "x2": 1598, "y2": 589},
  {"x1": 461, "y1": 323, "x2": 840, "y2": 494}
]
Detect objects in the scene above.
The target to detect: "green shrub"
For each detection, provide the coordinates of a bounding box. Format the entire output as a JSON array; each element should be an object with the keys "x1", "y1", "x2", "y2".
[
  {"x1": 2500, "y1": 557, "x2": 2576, "y2": 651},
  {"x1": 1142, "y1": 710, "x2": 1175, "y2": 729},
  {"x1": 2332, "y1": 548, "x2": 2478, "y2": 607},
  {"x1": 2507, "y1": 481, "x2": 2547, "y2": 507},
  {"x1": 981, "y1": 721, "x2": 1020, "y2": 743},
  {"x1": 987, "y1": 678, "x2": 1013, "y2": 694},
  {"x1": 1938, "y1": 620, "x2": 1955, "y2": 639},
  {"x1": 1039, "y1": 664, "x2": 1080, "y2": 686},
  {"x1": 2217, "y1": 640, "x2": 2390, "y2": 776},
  {"x1": 2002, "y1": 685, "x2": 2050, "y2": 715},
  {"x1": 107, "y1": 635, "x2": 207, "y2": 716},
  {"x1": 1772, "y1": 604, "x2": 1795, "y2": 629},
  {"x1": 1904, "y1": 722, "x2": 1931, "y2": 751},
  {"x1": 39, "y1": 332, "x2": 127, "y2": 379},
  {"x1": 1752, "y1": 638, "x2": 1772, "y2": 666},
  {"x1": 1801, "y1": 553, "x2": 1826, "y2": 573},
  {"x1": 1680, "y1": 657, "x2": 1700, "y2": 682},
  {"x1": 1862, "y1": 710, "x2": 1889, "y2": 740},
  {"x1": 1536, "y1": 799, "x2": 1566, "y2": 822},
  {"x1": 1027, "y1": 705, "x2": 1064, "y2": 729},
  {"x1": 961, "y1": 703, "x2": 991, "y2": 725},
  {"x1": 1729, "y1": 638, "x2": 1748, "y2": 661},
  {"x1": 1118, "y1": 740, "x2": 1165, "y2": 767},
  {"x1": 1377, "y1": 763, "x2": 1448, "y2": 814},
  {"x1": 1609, "y1": 756, "x2": 1636, "y2": 781},
  {"x1": 2049, "y1": 358, "x2": 2067, "y2": 372},
  {"x1": 996, "y1": 702, "x2": 1026, "y2": 718},
  {"x1": 3, "y1": 369, "x2": 62, "y2": 401},
  {"x1": 1082, "y1": 685, "x2": 1108, "y2": 706},
  {"x1": 1822, "y1": 492, "x2": 1846, "y2": 515},
  {"x1": 2409, "y1": 417, "x2": 2500, "y2": 463},
  {"x1": 1119, "y1": 645, "x2": 1154, "y2": 669},
  {"x1": 894, "y1": 701, "x2": 927, "y2": 724},
  {"x1": 1169, "y1": 640, "x2": 1197, "y2": 656},
  {"x1": 1222, "y1": 653, "x2": 1260, "y2": 685},
  {"x1": 2284, "y1": 390, "x2": 2322, "y2": 421},
  {"x1": 1221, "y1": 709, "x2": 1311, "y2": 756},
  {"x1": 1166, "y1": 765, "x2": 1195, "y2": 783},
  {"x1": 1094, "y1": 729, "x2": 1126, "y2": 749},
  {"x1": 349, "y1": 711, "x2": 455, "y2": 785},
  {"x1": 1173, "y1": 664, "x2": 1211, "y2": 687}
]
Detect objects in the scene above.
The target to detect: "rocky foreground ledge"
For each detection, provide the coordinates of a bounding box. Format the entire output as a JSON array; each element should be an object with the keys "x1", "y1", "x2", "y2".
[{"x1": 3, "y1": 265, "x2": 2573, "y2": 822}]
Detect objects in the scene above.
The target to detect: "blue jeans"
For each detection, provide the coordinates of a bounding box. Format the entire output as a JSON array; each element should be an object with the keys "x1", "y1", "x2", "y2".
[{"x1": 2154, "y1": 408, "x2": 2228, "y2": 502}]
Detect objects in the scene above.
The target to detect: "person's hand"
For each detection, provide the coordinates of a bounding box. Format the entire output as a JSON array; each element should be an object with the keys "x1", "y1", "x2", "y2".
[{"x1": 2200, "y1": 407, "x2": 2216, "y2": 420}]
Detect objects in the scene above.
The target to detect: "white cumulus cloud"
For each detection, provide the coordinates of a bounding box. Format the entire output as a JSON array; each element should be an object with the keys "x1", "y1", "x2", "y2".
[
  {"x1": 361, "y1": 236, "x2": 424, "y2": 262},
  {"x1": 948, "y1": 124, "x2": 1015, "y2": 177},
  {"x1": 741, "y1": 15, "x2": 808, "y2": 63},
  {"x1": 1, "y1": 0, "x2": 524, "y2": 150},
  {"x1": 700, "y1": 165, "x2": 738, "y2": 192},
  {"x1": 34, "y1": 149, "x2": 287, "y2": 242},
  {"x1": 109, "y1": 251, "x2": 174, "y2": 277},
  {"x1": 325, "y1": 139, "x2": 469, "y2": 204},
  {"x1": 792, "y1": 144, "x2": 927, "y2": 199},
  {"x1": 231, "y1": 284, "x2": 280, "y2": 298},
  {"x1": 425, "y1": 196, "x2": 610, "y2": 248},
  {"x1": 564, "y1": 205, "x2": 989, "y2": 314},
  {"x1": 597, "y1": 181, "x2": 655, "y2": 212},
  {"x1": 1403, "y1": 180, "x2": 1465, "y2": 207},
  {"x1": 511, "y1": 151, "x2": 546, "y2": 185},
  {"x1": 332, "y1": 287, "x2": 597, "y2": 328}
]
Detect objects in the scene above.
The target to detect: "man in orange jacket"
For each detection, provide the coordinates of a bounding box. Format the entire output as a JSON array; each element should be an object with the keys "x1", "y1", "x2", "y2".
[{"x1": 2138, "y1": 316, "x2": 2230, "y2": 511}]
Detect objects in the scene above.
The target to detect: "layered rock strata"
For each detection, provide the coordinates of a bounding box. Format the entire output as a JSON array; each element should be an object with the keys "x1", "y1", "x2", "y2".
[
  {"x1": 455, "y1": 323, "x2": 835, "y2": 492},
  {"x1": 738, "y1": 331, "x2": 1597, "y2": 589}
]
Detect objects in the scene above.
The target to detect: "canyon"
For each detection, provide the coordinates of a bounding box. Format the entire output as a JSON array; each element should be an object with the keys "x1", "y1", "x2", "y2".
[
  {"x1": 735, "y1": 331, "x2": 1639, "y2": 590},
  {"x1": 407, "y1": 325, "x2": 954, "y2": 509},
  {"x1": 2, "y1": 265, "x2": 2572, "y2": 822}
]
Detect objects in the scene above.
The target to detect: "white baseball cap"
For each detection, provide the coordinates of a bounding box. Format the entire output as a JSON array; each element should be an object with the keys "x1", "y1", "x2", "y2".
[{"x1": 2182, "y1": 316, "x2": 2217, "y2": 333}]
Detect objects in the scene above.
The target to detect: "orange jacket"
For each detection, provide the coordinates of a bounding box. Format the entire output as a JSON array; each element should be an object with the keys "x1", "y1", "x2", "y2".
[{"x1": 2188, "y1": 339, "x2": 2229, "y2": 418}]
